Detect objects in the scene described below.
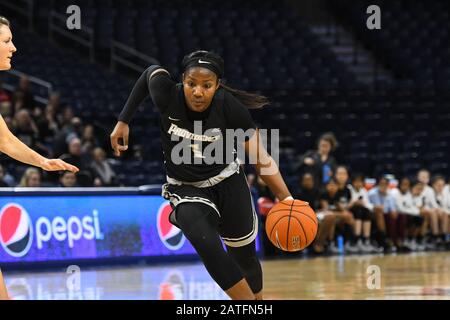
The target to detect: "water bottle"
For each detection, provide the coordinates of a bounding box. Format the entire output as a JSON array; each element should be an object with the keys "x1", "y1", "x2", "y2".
[{"x1": 337, "y1": 235, "x2": 344, "y2": 254}]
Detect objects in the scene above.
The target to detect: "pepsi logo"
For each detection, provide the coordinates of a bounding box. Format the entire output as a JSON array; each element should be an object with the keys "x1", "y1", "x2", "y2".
[
  {"x1": 157, "y1": 202, "x2": 185, "y2": 250},
  {"x1": 0, "y1": 203, "x2": 33, "y2": 257}
]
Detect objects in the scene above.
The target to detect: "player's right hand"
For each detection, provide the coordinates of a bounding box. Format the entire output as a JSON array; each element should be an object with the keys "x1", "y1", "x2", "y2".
[{"x1": 110, "y1": 121, "x2": 129, "y2": 157}]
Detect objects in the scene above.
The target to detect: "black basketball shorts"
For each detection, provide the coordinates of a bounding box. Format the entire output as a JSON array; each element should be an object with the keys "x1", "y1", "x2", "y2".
[{"x1": 162, "y1": 170, "x2": 258, "y2": 248}]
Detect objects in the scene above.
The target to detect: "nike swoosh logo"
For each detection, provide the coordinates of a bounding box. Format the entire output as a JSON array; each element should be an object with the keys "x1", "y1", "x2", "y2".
[
  {"x1": 168, "y1": 116, "x2": 181, "y2": 121},
  {"x1": 198, "y1": 59, "x2": 212, "y2": 64}
]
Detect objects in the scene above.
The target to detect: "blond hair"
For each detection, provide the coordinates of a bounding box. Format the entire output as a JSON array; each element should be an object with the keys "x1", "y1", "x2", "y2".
[{"x1": 19, "y1": 168, "x2": 40, "y2": 187}]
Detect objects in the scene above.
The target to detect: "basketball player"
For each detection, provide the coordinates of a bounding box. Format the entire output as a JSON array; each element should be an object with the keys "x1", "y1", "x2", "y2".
[
  {"x1": 110, "y1": 50, "x2": 294, "y2": 300},
  {"x1": 0, "y1": 16, "x2": 79, "y2": 300}
]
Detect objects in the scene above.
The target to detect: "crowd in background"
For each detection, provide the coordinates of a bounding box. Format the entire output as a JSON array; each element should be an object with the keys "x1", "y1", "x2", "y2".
[
  {"x1": 250, "y1": 133, "x2": 450, "y2": 256},
  {"x1": 0, "y1": 76, "x2": 118, "y2": 187}
]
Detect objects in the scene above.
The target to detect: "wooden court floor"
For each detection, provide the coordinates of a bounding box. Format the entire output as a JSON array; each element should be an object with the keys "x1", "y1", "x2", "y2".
[
  {"x1": 263, "y1": 252, "x2": 450, "y2": 300},
  {"x1": 3, "y1": 252, "x2": 450, "y2": 300}
]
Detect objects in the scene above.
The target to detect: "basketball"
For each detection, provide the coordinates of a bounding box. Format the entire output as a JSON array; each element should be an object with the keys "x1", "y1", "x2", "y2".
[{"x1": 265, "y1": 199, "x2": 318, "y2": 252}]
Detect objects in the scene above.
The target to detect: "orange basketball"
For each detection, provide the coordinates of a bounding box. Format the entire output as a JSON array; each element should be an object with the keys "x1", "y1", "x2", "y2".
[{"x1": 265, "y1": 199, "x2": 318, "y2": 252}]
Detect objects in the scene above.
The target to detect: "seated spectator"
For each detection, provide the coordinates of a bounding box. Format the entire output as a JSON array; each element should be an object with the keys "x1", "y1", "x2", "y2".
[
  {"x1": 60, "y1": 137, "x2": 92, "y2": 186},
  {"x1": 17, "y1": 168, "x2": 41, "y2": 187},
  {"x1": 295, "y1": 172, "x2": 319, "y2": 211},
  {"x1": 0, "y1": 164, "x2": 10, "y2": 187},
  {"x1": 392, "y1": 177, "x2": 426, "y2": 251},
  {"x1": 313, "y1": 178, "x2": 353, "y2": 254},
  {"x1": 60, "y1": 137, "x2": 87, "y2": 169},
  {"x1": 13, "y1": 75, "x2": 35, "y2": 111},
  {"x1": 57, "y1": 105, "x2": 75, "y2": 129},
  {"x1": 81, "y1": 124, "x2": 99, "y2": 156},
  {"x1": 410, "y1": 180, "x2": 439, "y2": 251},
  {"x1": 13, "y1": 109, "x2": 49, "y2": 156},
  {"x1": 59, "y1": 171, "x2": 78, "y2": 187},
  {"x1": 431, "y1": 175, "x2": 450, "y2": 247},
  {"x1": 0, "y1": 163, "x2": 15, "y2": 186},
  {"x1": 417, "y1": 170, "x2": 443, "y2": 247},
  {"x1": 36, "y1": 103, "x2": 60, "y2": 144},
  {"x1": 334, "y1": 165, "x2": 357, "y2": 253},
  {"x1": 53, "y1": 116, "x2": 83, "y2": 157},
  {"x1": 298, "y1": 132, "x2": 338, "y2": 189},
  {"x1": 348, "y1": 173, "x2": 381, "y2": 253},
  {"x1": 90, "y1": 147, "x2": 117, "y2": 186},
  {"x1": 368, "y1": 176, "x2": 397, "y2": 252}
]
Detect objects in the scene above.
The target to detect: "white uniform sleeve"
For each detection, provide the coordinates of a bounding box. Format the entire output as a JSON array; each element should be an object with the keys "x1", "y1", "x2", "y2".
[
  {"x1": 394, "y1": 192, "x2": 420, "y2": 216},
  {"x1": 424, "y1": 186, "x2": 439, "y2": 209},
  {"x1": 362, "y1": 189, "x2": 374, "y2": 211}
]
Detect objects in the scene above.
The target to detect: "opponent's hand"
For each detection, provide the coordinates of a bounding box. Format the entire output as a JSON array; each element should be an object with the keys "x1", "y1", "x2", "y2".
[
  {"x1": 110, "y1": 121, "x2": 129, "y2": 157},
  {"x1": 40, "y1": 158, "x2": 79, "y2": 172}
]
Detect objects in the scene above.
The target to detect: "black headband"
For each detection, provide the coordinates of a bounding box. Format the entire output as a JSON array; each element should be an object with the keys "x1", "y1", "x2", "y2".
[{"x1": 182, "y1": 51, "x2": 224, "y2": 78}]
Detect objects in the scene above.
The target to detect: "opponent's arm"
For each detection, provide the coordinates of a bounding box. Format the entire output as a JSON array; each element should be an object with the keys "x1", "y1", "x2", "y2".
[{"x1": 0, "y1": 115, "x2": 78, "y2": 172}]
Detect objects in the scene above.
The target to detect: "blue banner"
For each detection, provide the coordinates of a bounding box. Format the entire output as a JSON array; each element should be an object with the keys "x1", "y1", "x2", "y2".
[{"x1": 0, "y1": 192, "x2": 260, "y2": 265}]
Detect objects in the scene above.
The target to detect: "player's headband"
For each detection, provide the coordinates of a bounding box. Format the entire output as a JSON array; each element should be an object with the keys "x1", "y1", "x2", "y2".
[{"x1": 182, "y1": 50, "x2": 224, "y2": 79}]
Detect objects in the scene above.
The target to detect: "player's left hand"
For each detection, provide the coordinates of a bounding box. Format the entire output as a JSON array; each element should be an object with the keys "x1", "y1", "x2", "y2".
[{"x1": 40, "y1": 158, "x2": 79, "y2": 172}]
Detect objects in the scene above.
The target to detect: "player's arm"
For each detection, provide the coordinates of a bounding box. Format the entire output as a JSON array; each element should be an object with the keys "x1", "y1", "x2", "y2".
[
  {"x1": 244, "y1": 129, "x2": 291, "y2": 201},
  {"x1": 0, "y1": 115, "x2": 78, "y2": 172},
  {"x1": 111, "y1": 65, "x2": 172, "y2": 156}
]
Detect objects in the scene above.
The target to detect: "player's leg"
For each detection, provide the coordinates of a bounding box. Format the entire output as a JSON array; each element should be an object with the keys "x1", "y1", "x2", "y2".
[
  {"x1": 175, "y1": 202, "x2": 254, "y2": 300},
  {"x1": 226, "y1": 240, "x2": 263, "y2": 299},
  {"x1": 396, "y1": 213, "x2": 408, "y2": 250},
  {"x1": 0, "y1": 269, "x2": 8, "y2": 300},
  {"x1": 373, "y1": 206, "x2": 389, "y2": 248},
  {"x1": 313, "y1": 212, "x2": 336, "y2": 253}
]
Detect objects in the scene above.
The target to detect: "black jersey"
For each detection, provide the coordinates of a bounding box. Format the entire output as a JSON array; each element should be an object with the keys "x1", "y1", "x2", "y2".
[{"x1": 119, "y1": 67, "x2": 257, "y2": 182}]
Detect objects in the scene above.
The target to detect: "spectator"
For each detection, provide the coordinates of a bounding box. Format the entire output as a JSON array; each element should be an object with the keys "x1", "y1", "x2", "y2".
[
  {"x1": 334, "y1": 165, "x2": 357, "y2": 253},
  {"x1": 295, "y1": 172, "x2": 319, "y2": 211},
  {"x1": 431, "y1": 175, "x2": 450, "y2": 247},
  {"x1": 13, "y1": 109, "x2": 48, "y2": 156},
  {"x1": 409, "y1": 180, "x2": 437, "y2": 251},
  {"x1": 53, "y1": 116, "x2": 83, "y2": 157},
  {"x1": 81, "y1": 124, "x2": 99, "y2": 155},
  {"x1": 57, "y1": 105, "x2": 75, "y2": 129},
  {"x1": 313, "y1": 178, "x2": 353, "y2": 254},
  {"x1": 35, "y1": 102, "x2": 60, "y2": 144},
  {"x1": 61, "y1": 137, "x2": 85, "y2": 167},
  {"x1": 90, "y1": 147, "x2": 117, "y2": 186},
  {"x1": 299, "y1": 132, "x2": 338, "y2": 189},
  {"x1": 368, "y1": 176, "x2": 397, "y2": 252},
  {"x1": 347, "y1": 173, "x2": 381, "y2": 253},
  {"x1": 0, "y1": 164, "x2": 10, "y2": 187},
  {"x1": 417, "y1": 169, "x2": 440, "y2": 211},
  {"x1": 18, "y1": 167, "x2": 41, "y2": 187},
  {"x1": 60, "y1": 137, "x2": 92, "y2": 186},
  {"x1": 392, "y1": 177, "x2": 438, "y2": 251},
  {"x1": 59, "y1": 171, "x2": 78, "y2": 187},
  {"x1": 13, "y1": 75, "x2": 35, "y2": 111}
]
